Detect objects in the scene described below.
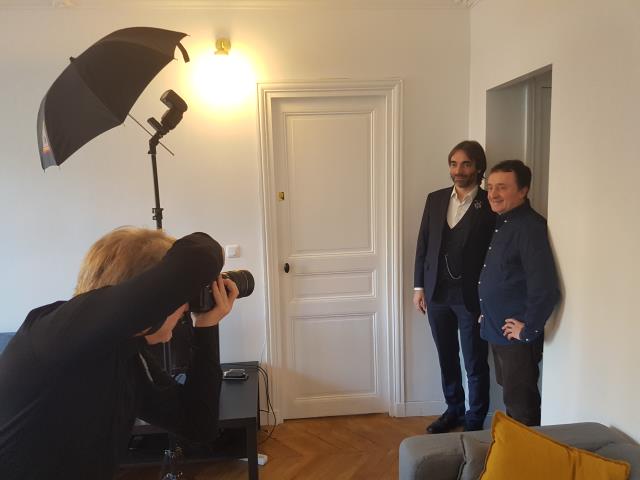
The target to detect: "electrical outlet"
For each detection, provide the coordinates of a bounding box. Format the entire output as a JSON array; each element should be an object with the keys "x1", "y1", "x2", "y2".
[{"x1": 225, "y1": 244, "x2": 240, "y2": 258}]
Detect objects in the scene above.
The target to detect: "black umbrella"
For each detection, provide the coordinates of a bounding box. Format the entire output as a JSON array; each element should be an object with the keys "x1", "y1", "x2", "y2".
[{"x1": 37, "y1": 26, "x2": 189, "y2": 169}]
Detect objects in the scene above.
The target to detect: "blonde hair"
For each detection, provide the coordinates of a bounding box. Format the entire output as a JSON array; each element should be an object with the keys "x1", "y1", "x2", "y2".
[{"x1": 74, "y1": 227, "x2": 175, "y2": 296}]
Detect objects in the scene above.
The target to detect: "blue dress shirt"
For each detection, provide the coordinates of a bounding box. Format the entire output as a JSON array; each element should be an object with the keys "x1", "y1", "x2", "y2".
[{"x1": 478, "y1": 201, "x2": 560, "y2": 345}]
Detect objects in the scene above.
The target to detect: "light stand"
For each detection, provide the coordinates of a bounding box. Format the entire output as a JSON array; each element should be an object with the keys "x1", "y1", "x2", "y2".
[
  {"x1": 147, "y1": 132, "x2": 173, "y2": 373},
  {"x1": 149, "y1": 132, "x2": 164, "y2": 231},
  {"x1": 146, "y1": 88, "x2": 187, "y2": 232},
  {"x1": 145, "y1": 89, "x2": 188, "y2": 480}
]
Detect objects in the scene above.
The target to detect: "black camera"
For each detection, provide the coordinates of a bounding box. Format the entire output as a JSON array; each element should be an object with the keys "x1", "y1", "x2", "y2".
[{"x1": 189, "y1": 270, "x2": 255, "y2": 313}]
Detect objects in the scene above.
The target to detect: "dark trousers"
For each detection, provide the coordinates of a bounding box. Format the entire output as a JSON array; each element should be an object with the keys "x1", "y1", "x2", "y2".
[
  {"x1": 426, "y1": 302, "x2": 490, "y2": 427},
  {"x1": 491, "y1": 336, "x2": 544, "y2": 426}
]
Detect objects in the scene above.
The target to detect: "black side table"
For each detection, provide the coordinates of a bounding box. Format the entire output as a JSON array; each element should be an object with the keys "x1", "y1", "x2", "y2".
[
  {"x1": 123, "y1": 361, "x2": 261, "y2": 479},
  {"x1": 219, "y1": 361, "x2": 260, "y2": 480}
]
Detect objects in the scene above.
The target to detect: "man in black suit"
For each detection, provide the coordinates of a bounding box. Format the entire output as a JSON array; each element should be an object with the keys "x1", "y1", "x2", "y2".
[{"x1": 414, "y1": 140, "x2": 495, "y2": 433}]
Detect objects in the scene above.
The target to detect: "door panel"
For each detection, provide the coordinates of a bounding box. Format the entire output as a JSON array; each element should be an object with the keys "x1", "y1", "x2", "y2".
[
  {"x1": 293, "y1": 314, "x2": 377, "y2": 397},
  {"x1": 286, "y1": 112, "x2": 373, "y2": 253},
  {"x1": 273, "y1": 94, "x2": 389, "y2": 419},
  {"x1": 292, "y1": 270, "x2": 374, "y2": 300}
]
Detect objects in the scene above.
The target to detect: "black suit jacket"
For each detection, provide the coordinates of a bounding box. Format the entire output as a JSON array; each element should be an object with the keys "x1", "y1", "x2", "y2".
[{"x1": 414, "y1": 186, "x2": 495, "y2": 312}]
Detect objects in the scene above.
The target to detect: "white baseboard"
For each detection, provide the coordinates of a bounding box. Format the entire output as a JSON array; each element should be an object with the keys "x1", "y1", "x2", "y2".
[
  {"x1": 260, "y1": 408, "x2": 283, "y2": 426},
  {"x1": 390, "y1": 403, "x2": 406, "y2": 417},
  {"x1": 264, "y1": 403, "x2": 488, "y2": 422},
  {"x1": 402, "y1": 401, "x2": 448, "y2": 417},
  {"x1": 401, "y1": 403, "x2": 498, "y2": 419}
]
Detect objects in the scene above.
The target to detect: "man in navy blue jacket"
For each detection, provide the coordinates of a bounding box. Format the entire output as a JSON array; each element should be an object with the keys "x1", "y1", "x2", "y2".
[
  {"x1": 414, "y1": 141, "x2": 495, "y2": 433},
  {"x1": 479, "y1": 160, "x2": 560, "y2": 426}
]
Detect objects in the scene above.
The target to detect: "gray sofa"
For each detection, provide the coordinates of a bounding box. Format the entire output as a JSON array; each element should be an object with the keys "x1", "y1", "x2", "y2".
[
  {"x1": 0, "y1": 332, "x2": 13, "y2": 353},
  {"x1": 400, "y1": 421, "x2": 640, "y2": 480}
]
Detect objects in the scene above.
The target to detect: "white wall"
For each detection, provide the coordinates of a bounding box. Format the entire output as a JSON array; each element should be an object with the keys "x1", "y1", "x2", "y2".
[
  {"x1": 0, "y1": 2, "x2": 470, "y2": 411},
  {"x1": 469, "y1": 0, "x2": 640, "y2": 441}
]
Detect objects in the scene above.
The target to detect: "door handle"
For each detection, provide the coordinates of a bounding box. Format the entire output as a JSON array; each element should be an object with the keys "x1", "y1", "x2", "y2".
[{"x1": 284, "y1": 263, "x2": 290, "y2": 273}]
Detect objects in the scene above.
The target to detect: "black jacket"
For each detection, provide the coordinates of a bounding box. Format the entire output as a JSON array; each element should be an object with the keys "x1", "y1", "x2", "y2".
[
  {"x1": 0, "y1": 233, "x2": 224, "y2": 480},
  {"x1": 414, "y1": 187, "x2": 495, "y2": 312}
]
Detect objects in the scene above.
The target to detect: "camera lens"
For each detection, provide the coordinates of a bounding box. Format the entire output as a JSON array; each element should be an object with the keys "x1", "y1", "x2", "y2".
[
  {"x1": 221, "y1": 270, "x2": 255, "y2": 299},
  {"x1": 188, "y1": 270, "x2": 254, "y2": 313}
]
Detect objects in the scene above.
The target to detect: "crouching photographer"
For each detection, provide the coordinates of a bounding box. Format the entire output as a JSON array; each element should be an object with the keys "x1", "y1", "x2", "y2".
[{"x1": 0, "y1": 227, "x2": 242, "y2": 480}]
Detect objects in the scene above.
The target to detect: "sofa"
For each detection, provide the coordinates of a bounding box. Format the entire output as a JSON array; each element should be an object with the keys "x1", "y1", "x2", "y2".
[
  {"x1": 399, "y1": 420, "x2": 640, "y2": 480},
  {"x1": 0, "y1": 332, "x2": 13, "y2": 353}
]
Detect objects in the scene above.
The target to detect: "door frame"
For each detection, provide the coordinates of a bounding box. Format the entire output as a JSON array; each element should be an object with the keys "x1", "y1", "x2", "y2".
[{"x1": 257, "y1": 79, "x2": 404, "y2": 422}]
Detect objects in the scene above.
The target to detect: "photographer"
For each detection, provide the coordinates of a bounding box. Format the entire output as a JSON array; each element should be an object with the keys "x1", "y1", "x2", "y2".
[{"x1": 0, "y1": 227, "x2": 238, "y2": 479}]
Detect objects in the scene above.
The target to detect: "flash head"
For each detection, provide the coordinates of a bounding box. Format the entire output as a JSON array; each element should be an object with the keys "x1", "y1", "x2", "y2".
[
  {"x1": 147, "y1": 89, "x2": 188, "y2": 135},
  {"x1": 160, "y1": 89, "x2": 188, "y2": 113}
]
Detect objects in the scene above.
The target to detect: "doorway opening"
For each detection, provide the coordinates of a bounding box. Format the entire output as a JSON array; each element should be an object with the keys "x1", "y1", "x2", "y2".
[
  {"x1": 484, "y1": 66, "x2": 553, "y2": 414},
  {"x1": 486, "y1": 65, "x2": 552, "y2": 217}
]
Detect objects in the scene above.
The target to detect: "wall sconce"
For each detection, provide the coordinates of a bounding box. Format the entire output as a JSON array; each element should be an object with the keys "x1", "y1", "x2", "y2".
[
  {"x1": 190, "y1": 37, "x2": 256, "y2": 109},
  {"x1": 215, "y1": 38, "x2": 231, "y2": 56}
]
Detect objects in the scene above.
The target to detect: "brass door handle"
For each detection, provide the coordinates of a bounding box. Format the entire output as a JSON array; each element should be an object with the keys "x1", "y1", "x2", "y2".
[{"x1": 284, "y1": 263, "x2": 290, "y2": 273}]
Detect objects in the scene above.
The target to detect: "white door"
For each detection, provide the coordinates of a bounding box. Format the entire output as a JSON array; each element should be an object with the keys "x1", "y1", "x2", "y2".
[{"x1": 270, "y1": 90, "x2": 391, "y2": 419}]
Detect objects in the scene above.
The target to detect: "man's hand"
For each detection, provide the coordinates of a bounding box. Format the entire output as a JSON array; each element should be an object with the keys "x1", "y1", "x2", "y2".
[
  {"x1": 192, "y1": 275, "x2": 239, "y2": 328},
  {"x1": 413, "y1": 291, "x2": 426, "y2": 314},
  {"x1": 502, "y1": 318, "x2": 525, "y2": 340}
]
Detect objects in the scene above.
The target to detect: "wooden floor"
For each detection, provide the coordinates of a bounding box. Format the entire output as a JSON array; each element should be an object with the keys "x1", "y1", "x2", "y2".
[{"x1": 118, "y1": 414, "x2": 437, "y2": 480}]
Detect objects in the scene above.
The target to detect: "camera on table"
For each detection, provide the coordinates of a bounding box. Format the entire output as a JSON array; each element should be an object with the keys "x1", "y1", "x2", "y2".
[{"x1": 188, "y1": 270, "x2": 254, "y2": 313}]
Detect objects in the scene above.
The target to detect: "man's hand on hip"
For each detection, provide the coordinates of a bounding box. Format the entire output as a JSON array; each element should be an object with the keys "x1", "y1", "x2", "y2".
[{"x1": 502, "y1": 318, "x2": 525, "y2": 340}]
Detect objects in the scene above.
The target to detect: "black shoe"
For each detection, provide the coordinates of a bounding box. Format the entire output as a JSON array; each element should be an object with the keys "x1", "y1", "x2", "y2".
[
  {"x1": 463, "y1": 422, "x2": 484, "y2": 432},
  {"x1": 426, "y1": 412, "x2": 463, "y2": 434}
]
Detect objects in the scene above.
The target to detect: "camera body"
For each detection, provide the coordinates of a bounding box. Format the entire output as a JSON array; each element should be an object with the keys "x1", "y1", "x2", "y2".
[{"x1": 189, "y1": 270, "x2": 255, "y2": 313}]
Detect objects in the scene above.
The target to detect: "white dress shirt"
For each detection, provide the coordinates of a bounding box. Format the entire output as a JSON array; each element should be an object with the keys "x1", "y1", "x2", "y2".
[{"x1": 447, "y1": 185, "x2": 478, "y2": 228}]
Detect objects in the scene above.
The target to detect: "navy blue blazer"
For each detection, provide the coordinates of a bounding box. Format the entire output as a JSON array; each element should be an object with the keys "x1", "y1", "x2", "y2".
[{"x1": 414, "y1": 186, "x2": 495, "y2": 312}]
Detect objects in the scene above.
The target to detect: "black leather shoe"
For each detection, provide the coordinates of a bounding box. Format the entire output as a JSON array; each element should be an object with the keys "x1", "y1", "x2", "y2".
[
  {"x1": 426, "y1": 412, "x2": 463, "y2": 434},
  {"x1": 463, "y1": 422, "x2": 484, "y2": 432}
]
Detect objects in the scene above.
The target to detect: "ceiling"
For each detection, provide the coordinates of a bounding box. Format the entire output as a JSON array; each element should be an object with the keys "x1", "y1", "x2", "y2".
[{"x1": 0, "y1": 0, "x2": 481, "y2": 10}]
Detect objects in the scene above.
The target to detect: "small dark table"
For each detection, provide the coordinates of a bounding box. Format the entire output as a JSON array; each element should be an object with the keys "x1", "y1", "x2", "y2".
[
  {"x1": 124, "y1": 361, "x2": 260, "y2": 479},
  {"x1": 219, "y1": 361, "x2": 260, "y2": 480}
]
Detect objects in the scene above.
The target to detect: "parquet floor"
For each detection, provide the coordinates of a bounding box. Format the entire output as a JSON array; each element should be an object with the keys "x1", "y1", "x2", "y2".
[{"x1": 118, "y1": 413, "x2": 437, "y2": 480}]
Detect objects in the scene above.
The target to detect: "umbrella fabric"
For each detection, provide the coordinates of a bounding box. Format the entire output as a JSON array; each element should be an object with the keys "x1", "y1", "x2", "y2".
[{"x1": 37, "y1": 27, "x2": 189, "y2": 169}]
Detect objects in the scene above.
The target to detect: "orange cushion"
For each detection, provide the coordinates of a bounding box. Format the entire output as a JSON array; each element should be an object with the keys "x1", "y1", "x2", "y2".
[{"x1": 480, "y1": 411, "x2": 630, "y2": 480}]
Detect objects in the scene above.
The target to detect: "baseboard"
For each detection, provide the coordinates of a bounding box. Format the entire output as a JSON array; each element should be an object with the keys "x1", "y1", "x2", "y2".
[
  {"x1": 265, "y1": 403, "x2": 497, "y2": 424},
  {"x1": 264, "y1": 403, "x2": 459, "y2": 421},
  {"x1": 403, "y1": 401, "x2": 448, "y2": 417},
  {"x1": 260, "y1": 408, "x2": 283, "y2": 426},
  {"x1": 391, "y1": 403, "x2": 406, "y2": 417}
]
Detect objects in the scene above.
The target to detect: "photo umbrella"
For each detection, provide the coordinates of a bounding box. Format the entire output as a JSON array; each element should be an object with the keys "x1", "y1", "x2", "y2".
[{"x1": 37, "y1": 26, "x2": 189, "y2": 169}]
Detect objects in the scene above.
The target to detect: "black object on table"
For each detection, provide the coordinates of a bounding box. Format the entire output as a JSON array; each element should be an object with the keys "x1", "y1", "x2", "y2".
[{"x1": 123, "y1": 361, "x2": 260, "y2": 480}]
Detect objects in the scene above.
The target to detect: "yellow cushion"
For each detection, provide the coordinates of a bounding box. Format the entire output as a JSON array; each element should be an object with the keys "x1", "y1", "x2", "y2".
[{"x1": 480, "y1": 411, "x2": 630, "y2": 480}]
